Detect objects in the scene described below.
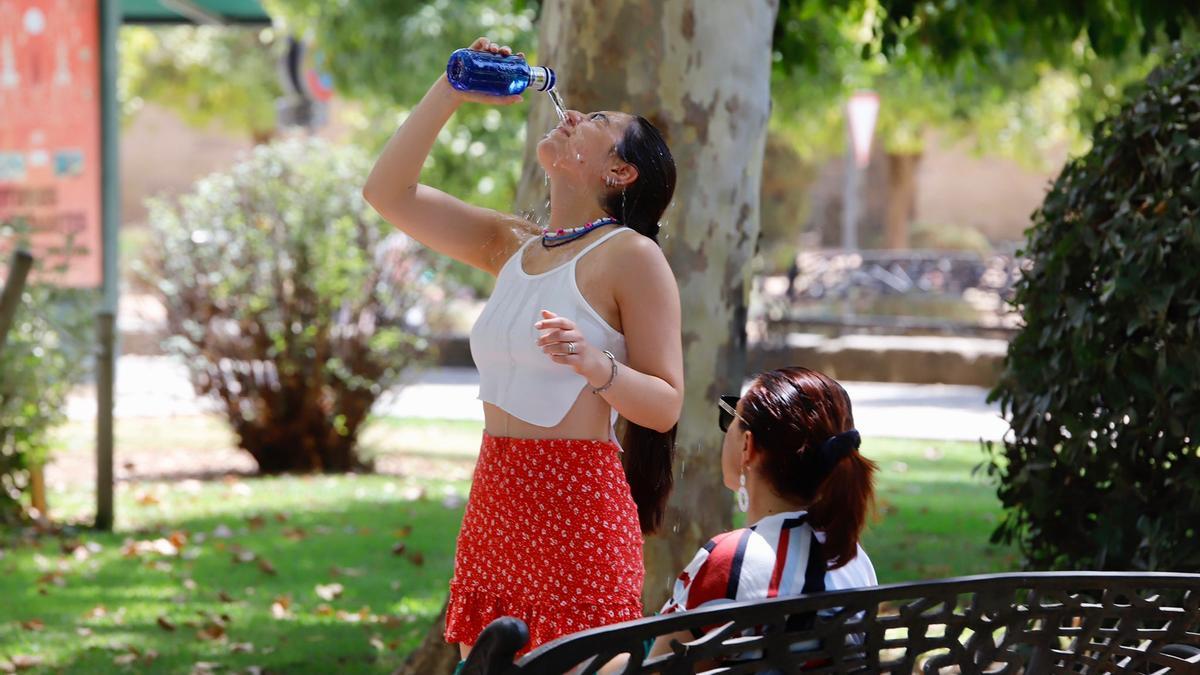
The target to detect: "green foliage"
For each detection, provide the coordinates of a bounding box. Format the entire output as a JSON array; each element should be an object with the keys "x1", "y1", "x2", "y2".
[
  {"x1": 267, "y1": 0, "x2": 536, "y2": 214},
  {"x1": 0, "y1": 226, "x2": 93, "y2": 524},
  {"x1": 141, "y1": 138, "x2": 459, "y2": 474},
  {"x1": 120, "y1": 26, "x2": 282, "y2": 139},
  {"x1": 985, "y1": 48, "x2": 1200, "y2": 571},
  {"x1": 770, "y1": 0, "x2": 1178, "y2": 167}
]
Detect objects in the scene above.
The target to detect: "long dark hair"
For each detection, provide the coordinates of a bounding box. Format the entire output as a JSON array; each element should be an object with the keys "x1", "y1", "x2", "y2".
[
  {"x1": 739, "y1": 367, "x2": 878, "y2": 568},
  {"x1": 603, "y1": 116, "x2": 677, "y2": 534}
]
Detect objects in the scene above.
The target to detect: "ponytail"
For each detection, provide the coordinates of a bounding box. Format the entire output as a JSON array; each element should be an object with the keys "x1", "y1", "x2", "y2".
[
  {"x1": 619, "y1": 420, "x2": 676, "y2": 534},
  {"x1": 808, "y1": 450, "x2": 877, "y2": 569},
  {"x1": 602, "y1": 114, "x2": 677, "y2": 535},
  {"x1": 741, "y1": 367, "x2": 878, "y2": 569}
]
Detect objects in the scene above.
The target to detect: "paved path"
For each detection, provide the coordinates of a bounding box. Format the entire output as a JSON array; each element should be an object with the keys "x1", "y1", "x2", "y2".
[{"x1": 67, "y1": 356, "x2": 1008, "y2": 442}]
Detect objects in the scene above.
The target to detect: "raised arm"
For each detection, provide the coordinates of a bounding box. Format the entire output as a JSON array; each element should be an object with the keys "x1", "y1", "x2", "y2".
[{"x1": 362, "y1": 38, "x2": 534, "y2": 275}]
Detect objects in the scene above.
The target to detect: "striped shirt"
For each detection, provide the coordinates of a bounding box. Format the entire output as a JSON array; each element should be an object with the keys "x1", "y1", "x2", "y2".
[{"x1": 660, "y1": 510, "x2": 877, "y2": 622}]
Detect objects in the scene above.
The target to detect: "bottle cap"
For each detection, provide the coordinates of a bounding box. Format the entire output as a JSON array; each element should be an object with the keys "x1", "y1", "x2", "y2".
[{"x1": 531, "y1": 66, "x2": 556, "y2": 92}]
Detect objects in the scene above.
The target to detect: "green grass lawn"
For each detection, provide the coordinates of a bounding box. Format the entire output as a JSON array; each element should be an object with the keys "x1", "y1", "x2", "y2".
[
  {"x1": 6, "y1": 417, "x2": 1015, "y2": 672},
  {"x1": 2, "y1": 473, "x2": 470, "y2": 673}
]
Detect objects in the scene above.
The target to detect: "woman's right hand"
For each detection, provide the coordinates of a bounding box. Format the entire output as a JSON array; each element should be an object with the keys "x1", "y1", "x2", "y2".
[{"x1": 439, "y1": 37, "x2": 526, "y2": 106}]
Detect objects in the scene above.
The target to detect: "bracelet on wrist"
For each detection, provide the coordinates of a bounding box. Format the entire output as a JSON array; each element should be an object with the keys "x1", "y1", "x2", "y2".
[{"x1": 591, "y1": 350, "x2": 618, "y2": 394}]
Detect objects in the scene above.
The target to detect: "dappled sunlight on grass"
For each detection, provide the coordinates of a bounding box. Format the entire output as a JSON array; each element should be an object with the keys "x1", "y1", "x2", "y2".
[
  {"x1": 2, "y1": 474, "x2": 469, "y2": 673},
  {"x1": 13, "y1": 417, "x2": 1016, "y2": 671}
]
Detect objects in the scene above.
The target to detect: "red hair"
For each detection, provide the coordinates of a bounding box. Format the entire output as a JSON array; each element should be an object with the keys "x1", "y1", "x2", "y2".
[{"x1": 739, "y1": 367, "x2": 877, "y2": 568}]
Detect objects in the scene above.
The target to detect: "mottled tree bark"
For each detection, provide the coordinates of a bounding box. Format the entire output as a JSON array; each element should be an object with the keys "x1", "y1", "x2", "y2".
[{"x1": 515, "y1": 0, "x2": 780, "y2": 608}]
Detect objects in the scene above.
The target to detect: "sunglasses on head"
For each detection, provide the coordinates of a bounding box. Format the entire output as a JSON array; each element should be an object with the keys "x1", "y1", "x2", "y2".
[{"x1": 717, "y1": 395, "x2": 749, "y2": 433}]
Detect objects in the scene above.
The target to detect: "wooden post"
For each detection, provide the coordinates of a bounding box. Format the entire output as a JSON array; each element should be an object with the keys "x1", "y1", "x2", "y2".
[
  {"x1": 28, "y1": 465, "x2": 47, "y2": 518},
  {"x1": 95, "y1": 311, "x2": 115, "y2": 531},
  {"x1": 0, "y1": 249, "x2": 33, "y2": 356}
]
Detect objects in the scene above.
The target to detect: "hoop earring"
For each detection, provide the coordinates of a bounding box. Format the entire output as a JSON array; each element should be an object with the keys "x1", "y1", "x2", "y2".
[{"x1": 736, "y1": 471, "x2": 749, "y2": 513}]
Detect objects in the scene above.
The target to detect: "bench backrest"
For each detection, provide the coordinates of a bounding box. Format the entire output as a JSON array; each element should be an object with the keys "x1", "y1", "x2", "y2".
[{"x1": 463, "y1": 571, "x2": 1200, "y2": 674}]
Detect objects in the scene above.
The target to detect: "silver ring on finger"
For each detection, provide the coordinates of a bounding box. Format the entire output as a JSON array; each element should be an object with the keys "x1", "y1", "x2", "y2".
[{"x1": 567, "y1": 341, "x2": 576, "y2": 355}]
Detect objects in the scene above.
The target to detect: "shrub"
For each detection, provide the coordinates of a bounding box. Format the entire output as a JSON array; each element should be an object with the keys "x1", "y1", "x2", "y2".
[
  {"x1": 143, "y1": 138, "x2": 453, "y2": 473},
  {"x1": 985, "y1": 47, "x2": 1200, "y2": 571},
  {"x1": 0, "y1": 224, "x2": 93, "y2": 524}
]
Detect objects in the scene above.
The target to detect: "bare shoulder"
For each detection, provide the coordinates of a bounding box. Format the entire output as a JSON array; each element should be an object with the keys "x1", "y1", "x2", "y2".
[
  {"x1": 602, "y1": 230, "x2": 677, "y2": 302},
  {"x1": 606, "y1": 230, "x2": 672, "y2": 275}
]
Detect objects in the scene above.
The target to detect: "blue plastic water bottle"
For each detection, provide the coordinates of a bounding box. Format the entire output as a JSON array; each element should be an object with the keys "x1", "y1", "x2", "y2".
[{"x1": 446, "y1": 48, "x2": 556, "y2": 96}]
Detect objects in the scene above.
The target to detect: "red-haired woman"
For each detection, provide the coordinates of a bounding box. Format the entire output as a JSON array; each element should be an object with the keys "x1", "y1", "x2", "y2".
[{"x1": 652, "y1": 366, "x2": 879, "y2": 656}]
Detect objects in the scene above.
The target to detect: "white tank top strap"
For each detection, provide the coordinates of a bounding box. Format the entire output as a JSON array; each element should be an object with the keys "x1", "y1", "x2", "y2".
[{"x1": 571, "y1": 226, "x2": 632, "y2": 265}]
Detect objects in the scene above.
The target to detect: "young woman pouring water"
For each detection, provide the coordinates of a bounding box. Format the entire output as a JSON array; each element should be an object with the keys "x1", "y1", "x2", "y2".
[{"x1": 362, "y1": 37, "x2": 684, "y2": 659}]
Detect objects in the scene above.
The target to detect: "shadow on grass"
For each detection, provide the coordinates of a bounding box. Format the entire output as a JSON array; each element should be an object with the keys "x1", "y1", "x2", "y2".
[{"x1": 1, "y1": 478, "x2": 464, "y2": 674}]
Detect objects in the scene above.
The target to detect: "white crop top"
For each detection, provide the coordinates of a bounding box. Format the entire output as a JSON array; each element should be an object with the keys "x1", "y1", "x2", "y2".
[{"x1": 469, "y1": 227, "x2": 630, "y2": 427}]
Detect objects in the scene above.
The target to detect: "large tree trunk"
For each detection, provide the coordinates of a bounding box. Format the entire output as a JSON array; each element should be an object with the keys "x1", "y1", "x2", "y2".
[
  {"x1": 515, "y1": 0, "x2": 779, "y2": 608},
  {"x1": 883, "y1": 151, "x2": 921, "y2": 250}
]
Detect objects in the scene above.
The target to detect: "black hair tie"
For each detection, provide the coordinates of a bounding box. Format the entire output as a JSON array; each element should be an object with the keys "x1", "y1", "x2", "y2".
[{"x1": 818, "y1": 429, "x2": 861, "y2": 475}]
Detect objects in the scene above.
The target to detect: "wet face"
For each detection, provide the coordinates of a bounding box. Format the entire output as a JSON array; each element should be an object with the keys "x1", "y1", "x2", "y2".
[{"x1": 536, "y1": 109, "x2": 639, "y2": 194}]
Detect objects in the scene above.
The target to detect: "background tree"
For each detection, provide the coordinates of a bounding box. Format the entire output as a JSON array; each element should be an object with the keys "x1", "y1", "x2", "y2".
[
  {"x1": 143, "y1": 138, "x2": 457, "y2": 474},
  {"x1": 984, "y1": 46, "x2": 1200, "y2": 571},
  {"x1": 120, "y1": 25, "x2": 283, "y2": 143}
]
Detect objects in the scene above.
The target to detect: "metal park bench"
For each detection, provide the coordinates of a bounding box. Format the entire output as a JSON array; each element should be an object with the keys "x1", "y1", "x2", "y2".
[{"x1": 461, "y1": 571, "x2": 1200, "y2": 674}]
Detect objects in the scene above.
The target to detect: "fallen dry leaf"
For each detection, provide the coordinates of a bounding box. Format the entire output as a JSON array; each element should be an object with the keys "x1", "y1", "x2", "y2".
[
  {"x1": 169, "y1": 531, "x2": 189, "y2": 550},
  {"x1": 19, "y1": 619, "x2": 43, "y2": 632},
  {"x1": 232, "y1": 549, "x2": 256, "y2": 564},
  {"x1": 113, "y1": 653, "x2": 138, "y2": 666},
  {"x1": 274, "y1": 513, "x2": 289, "y2": 523},
  {"x1": 394, "y1": 525, "x2": 413, "y2": 538},
  {"x1": 282, "y1": 527, "x2": 307, "y2": 541},
  {"x1": 257, "y1": 559, "x2": 277, "y2": 576},
  {"x1": 314, "y1": 583, "x2": 344, "y2": 601},
  {"x1": 390, "y1": 542, "x2": 407, "y2": 556},
  {"x1": 36, "y1": 571, "x2": 65, "y2": 587},
  {"x1": 218, "y1": 590, "x2": 234, "y2": 603},
  {"x1": 329, "y1": 565, "x2": 364, "y2": 578},
  {"x1": 246, "y1": 515, "x2": 266, "y2": 530},
  {"x1": 83, "y1": 605, "x2": 108, "y2": 620},
  {"x1": 135, "y1": 491, "x2": 161, "y2": 506},
  {"x1": 8, "y1": 655, "x2": 42, "y2": 671},
  {"x1": 230, "y1": 642, "x2": 255, "y2": 654},
  {"x1": 408, "y1": 552, "x2": 425, "y2": 567},
  {"x1": 314, "y1": 604, "x2": 334, "y2": 617},
  {"x1": 157, "y1": 616, "x2": 176, "y2": 632},
  {"x1": 196, "y1": 621, "x2": 226, "y2": 641}
]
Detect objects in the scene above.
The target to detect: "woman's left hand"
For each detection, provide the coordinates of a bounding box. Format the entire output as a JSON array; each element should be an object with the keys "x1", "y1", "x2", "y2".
[{"x1": 535, "y1": 310, "x2": 605, "y2": 382}]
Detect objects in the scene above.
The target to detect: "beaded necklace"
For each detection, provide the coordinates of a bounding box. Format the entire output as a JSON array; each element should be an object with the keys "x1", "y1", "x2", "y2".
[{"x1": 541, "y1": 217, "x2": 620, "y2": 248}]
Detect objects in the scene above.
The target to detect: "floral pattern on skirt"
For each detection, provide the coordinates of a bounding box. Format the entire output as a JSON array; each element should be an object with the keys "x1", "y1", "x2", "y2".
[{"x1": 445, "y1": 433, "x2": 644, "y2": 654}]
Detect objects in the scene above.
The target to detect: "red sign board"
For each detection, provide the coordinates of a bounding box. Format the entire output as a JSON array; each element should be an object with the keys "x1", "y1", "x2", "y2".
[{"x1": 0, "y1": 0, "x2": 102, "y2": 288}]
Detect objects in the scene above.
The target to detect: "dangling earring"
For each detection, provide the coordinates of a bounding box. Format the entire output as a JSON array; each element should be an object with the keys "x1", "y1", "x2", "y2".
[
  {"x1": 736, "y1": 471, "x2": 749, "y2": 513},
  {"x1": 605, "y1": 175, "x2": 616, "y2": 187}
]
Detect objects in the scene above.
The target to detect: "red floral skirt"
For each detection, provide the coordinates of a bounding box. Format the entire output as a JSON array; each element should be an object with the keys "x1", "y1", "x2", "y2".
[{"x1": 445, "y1": 433, "x2": 644, "y2": 654}]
